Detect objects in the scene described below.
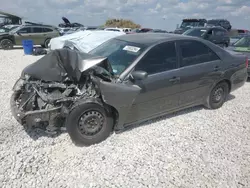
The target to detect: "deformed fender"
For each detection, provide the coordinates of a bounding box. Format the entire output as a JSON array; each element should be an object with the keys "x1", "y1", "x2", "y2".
[{"x1": 98, "y1": 80, "x2": 141, "y2": 130}]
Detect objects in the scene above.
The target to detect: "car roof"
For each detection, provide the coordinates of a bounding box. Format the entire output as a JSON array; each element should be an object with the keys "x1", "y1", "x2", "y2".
[
  {"x1": 114, "y1": 33, "x2": 196, "y2": 46},
  {"x1": 190, "y1": 26, "x2": 226, "y2": 30}
]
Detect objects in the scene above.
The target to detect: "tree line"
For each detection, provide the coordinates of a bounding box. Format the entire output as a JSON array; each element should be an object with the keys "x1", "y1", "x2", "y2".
[{"x1": 103, "y1": 18, "x2": 141, "y2": 28}]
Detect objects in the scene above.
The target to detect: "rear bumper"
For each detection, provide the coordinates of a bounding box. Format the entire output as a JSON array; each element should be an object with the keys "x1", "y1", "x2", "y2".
[
  {"x1": 247, "y1": 67, "x2": 250, "y2": 77},
  {"x1": 230, "y1": 68, "x2": 248, "y2": 92}
]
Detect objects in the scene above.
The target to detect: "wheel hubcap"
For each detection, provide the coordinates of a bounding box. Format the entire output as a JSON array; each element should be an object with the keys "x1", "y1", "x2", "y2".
[
  {"x1": 212, "y1": 87, "x2": 224, "y2": 102},
  {"x1": 78, "y1": 110, "x2": 104, "y2": 136},
  {"x1": 2, "y1": 40, "x2": 11, "y2": 49}
]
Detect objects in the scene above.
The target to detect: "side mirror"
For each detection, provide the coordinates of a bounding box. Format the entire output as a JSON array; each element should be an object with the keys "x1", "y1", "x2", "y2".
[{"x1": 130, "y1": 70, "x2": 148, "y2": 81}]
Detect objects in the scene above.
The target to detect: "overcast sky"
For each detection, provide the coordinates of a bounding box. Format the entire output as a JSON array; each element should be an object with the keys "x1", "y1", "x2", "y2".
[{"x1": 2, "y1": 0, "x2": 250, "y2": 31}]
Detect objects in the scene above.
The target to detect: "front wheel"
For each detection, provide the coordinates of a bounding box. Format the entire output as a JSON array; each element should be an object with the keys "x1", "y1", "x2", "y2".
[
  {"x1": 0, "y1": 39, "x2": 13, "y2": 49},
  {"x1": 206, "y1": 82, "x2": 229, "y2": 109},
  {"x1": 65, "y1": 102, "x2": 114, "y2": 146}
]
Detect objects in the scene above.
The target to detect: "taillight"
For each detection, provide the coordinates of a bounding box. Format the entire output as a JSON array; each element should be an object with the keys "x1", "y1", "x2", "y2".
[{"x1": 246, "y1": 58, "x2": 249, "y2": 68}]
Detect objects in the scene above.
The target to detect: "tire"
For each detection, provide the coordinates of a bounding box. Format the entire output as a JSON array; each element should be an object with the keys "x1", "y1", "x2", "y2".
[
  {"x1": 0, "y1": 39, "x2": 13, "y2": 50},
  {"x1": 206, "y1": 82, "x2": 229, "y2": 109},
  {"x1": 44, "y1": 38, "x2": 51, "y2": 48},
  {"x1": 41, "y1": 45, "x2": 45, "y2": 48},
  {"x1": 65, "y1": 102, "x2": 114, "y2": 146}
]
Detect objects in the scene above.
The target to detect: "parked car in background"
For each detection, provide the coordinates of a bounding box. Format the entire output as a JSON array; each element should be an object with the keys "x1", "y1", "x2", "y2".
[
  {"x1": 0, "y1": 24, "x2": 60, "y2": 49},
  {"x1": 183, "y1": 26, "x2": 230, "y2": 47},
  {"x1": 122, "y1": 28, "x2": 132, "y2": 33},
  {"x1": 0, "y1": 27, "x2": 10, "y2": 33},
  {"x1": 236, "y1": 29, "x2": 250, "y2": 34},
  {"x1": 0, "y1": 10, "x2": 22, "y2": 27},
  {"x1": 58, "y1": 17, "x2": 84, "y2": 28},
  {"x1": 206, "y1": 19, "x2": 232, "y2": 31},
  {"x1": 49, "y1": 30, "x2": 125, "y2": 51},
  {"x1": 128, "y1": 28, "x2": 153, "y2": 34},
  {"x1": 104, "y1": 27, "x2": 124, "y2": 32},
  {"x1": 58, "y1": 27, "x2": 78, "y2": 36},
  {"x1": 62, "y1": 30, "x2": 125, "y2": 53},
  {"x1": 229, "y1": 29, "x2": 250, "y2": 37},
  {"x1": 229, "y1": 34, "x2": 249, "y2": 46},
  {"x1": 148, "y1": 29, "x2": 168, "y2": 33},
  {"x1": 11, "y1": 33, "x2": 248, "y2": 146},
  {"x1": 227, "y1": 35, "x2": 250, "y2": 76},
  {"x1": 174, "y1": 18, "x2": 207, "y2": 34}
]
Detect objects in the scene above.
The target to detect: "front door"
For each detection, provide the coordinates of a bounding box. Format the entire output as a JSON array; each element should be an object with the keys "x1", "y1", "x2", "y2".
[
  {"x1": 14, "y1": 27, "x2": 32, "y2": 45},
  {"x1": 125, "y1": 41, "x2": 182, "y2": 124},
  {"x1": 176, "y1": 40, "x2": 223, "y2": 107}
]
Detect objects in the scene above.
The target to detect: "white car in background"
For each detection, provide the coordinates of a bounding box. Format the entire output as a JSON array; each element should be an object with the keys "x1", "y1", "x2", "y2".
[
  {"x1": 104, "y1": 27, "x2": 124, "y2": 32},
  {"x1": 48, "y1": 30, "x2": 125, "y2": 53}
]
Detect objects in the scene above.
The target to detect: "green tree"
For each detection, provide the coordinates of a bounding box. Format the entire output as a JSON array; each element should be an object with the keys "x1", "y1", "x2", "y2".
[{"x1": 104, "y1": 18, "x2": 141, "y2": 29}]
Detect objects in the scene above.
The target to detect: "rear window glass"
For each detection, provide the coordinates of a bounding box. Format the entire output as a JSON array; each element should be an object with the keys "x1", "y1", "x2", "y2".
[{"x1": 43, "y1": 28, "x2": 53, "y2": 32}]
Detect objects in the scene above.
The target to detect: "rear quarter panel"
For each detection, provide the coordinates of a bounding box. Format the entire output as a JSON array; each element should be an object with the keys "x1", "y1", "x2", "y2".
[{"x1": 219, "y1": 50, "x2": 248, "y2": 92}]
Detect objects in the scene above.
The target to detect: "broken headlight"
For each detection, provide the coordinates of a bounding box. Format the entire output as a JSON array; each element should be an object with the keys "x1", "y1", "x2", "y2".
[{"x1": 12, "y1": 78, "x2": 24, "y2": 91}]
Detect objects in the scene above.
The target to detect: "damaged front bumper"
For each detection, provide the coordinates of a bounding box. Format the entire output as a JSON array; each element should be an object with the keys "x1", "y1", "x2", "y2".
[
  {"x1": 10, "y1": 87, "x2": 64, "y2": 129},
  {"x1": 10, "y1": 77, "x2": 72, "y2": 131}
]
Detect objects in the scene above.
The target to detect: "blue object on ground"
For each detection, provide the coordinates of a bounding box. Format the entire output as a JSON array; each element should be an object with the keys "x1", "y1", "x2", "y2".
[{"x1": 22, "y1": 40, "x2": 34, "y2": 55}]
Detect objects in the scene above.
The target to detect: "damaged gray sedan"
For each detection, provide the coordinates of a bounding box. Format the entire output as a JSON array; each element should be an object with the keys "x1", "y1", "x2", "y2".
[{"x1": 10, "y1": 33, "x2": 248, "y2": 146}]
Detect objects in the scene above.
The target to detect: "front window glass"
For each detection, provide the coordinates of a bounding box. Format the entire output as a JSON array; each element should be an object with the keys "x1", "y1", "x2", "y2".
[
  {"x1": 183, "y1": 28, "x2": 207, "y2": 37},
  {"x1": 135, "y1": 42, "x2": 177, "y2": 75},
  {"x1": 89, "y1": 38, "x2": 146, "y2": 75},
  {"x1": 180, "y1": 21, "x2": 201, "y2": 28}
]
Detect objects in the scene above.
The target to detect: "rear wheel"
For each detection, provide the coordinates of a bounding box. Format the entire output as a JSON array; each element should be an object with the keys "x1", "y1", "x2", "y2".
[
  {"x1": 206, "y1": 82, "x2": 229, "y2": 109},
  {"x1": 0, "y1": 39, "x2": 13, "y2": 50},
  {"x1": 65, "y1": 102, "x2": 114, "y2": 146},
  {"x1": 44, "y1": 38, "x2": 51, "y2": 48}
]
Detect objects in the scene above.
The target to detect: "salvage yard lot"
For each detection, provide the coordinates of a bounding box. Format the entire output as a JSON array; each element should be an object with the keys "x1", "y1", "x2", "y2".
[{"x1": 0, "y1": 49, "x2": 249, "y2": 188}]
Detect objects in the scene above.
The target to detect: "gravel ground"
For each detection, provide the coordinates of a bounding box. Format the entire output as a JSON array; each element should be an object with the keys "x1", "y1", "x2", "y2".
[{"x1": 0, "y1": 49, "x2": 249, "y2": 188}]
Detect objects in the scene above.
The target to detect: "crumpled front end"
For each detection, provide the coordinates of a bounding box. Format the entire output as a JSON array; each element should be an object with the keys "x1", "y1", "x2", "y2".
[
  {"x1": 10, "y1": 48, "x2": 115, "y2": 133},
  {"x1": 10, "y1": 73, "x2": 102, "y2": 132}
]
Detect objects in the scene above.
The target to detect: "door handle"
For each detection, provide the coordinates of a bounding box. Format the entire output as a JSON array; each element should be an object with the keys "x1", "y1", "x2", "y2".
[
  {"x1": 169, "y1": 77, "x2": 180, "y2": 83},
  {"x1": 214, "y1": 66, "x2": 220, "y2": 71}
]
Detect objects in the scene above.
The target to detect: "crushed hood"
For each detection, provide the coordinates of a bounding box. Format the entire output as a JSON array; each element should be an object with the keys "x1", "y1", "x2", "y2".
[{"x1": 21, "y1": 48, "x2": 113, "y2": 82}]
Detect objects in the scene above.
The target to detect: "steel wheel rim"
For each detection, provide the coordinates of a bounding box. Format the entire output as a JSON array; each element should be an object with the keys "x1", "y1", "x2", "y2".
[
  {"x1": 78, "y1": 110, "x2": 104, "y2": 136},
  {"x1": 212, "y1": 87, "x2": 224, "y2": 103}
]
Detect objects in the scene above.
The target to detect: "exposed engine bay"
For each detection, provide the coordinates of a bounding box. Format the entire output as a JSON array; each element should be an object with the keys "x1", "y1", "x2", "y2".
[{"x1": 10, "y1": 48, "x2": 116, "y2": 133}]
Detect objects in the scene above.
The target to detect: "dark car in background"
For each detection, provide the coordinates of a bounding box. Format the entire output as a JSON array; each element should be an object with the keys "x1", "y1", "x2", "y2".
[
  {"x1": 10, "y1": 33, "x2": 248, "y2": 146},
  {"x1": 174, "y1": 18, "x2": 207, "y2": 34},
  {"x1": 229, "y1": 34, "x2": 249, "y2": 46},
  {"x1": 148, "y1": 29, "x2": 168, "y2": 33},
  {"x1": 207, "y1": 19, "x2": 232, "y2": 31},
  {"x1": 183, "y1": 26, "x2": 230, "y2": 47},
  {"x1": 227, "y1": 35, "x2": 250, "y2": 76},
  {"x1": 128, "y1": 28, "x2": 153, "y2": 34},
  {"x1": 0, "y1": 24, "x2": 60, "y2": 49}
]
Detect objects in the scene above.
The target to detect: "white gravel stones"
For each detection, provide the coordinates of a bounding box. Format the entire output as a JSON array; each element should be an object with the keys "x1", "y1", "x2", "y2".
[{"x1": 0, "y1": 49, "x2": 249, "y2": 188}]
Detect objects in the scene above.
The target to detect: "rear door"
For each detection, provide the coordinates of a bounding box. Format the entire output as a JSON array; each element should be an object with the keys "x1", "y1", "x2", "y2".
[
  {"x1": 125, "y1": 41, "x2": 182, "y2": 124},
  {"x1": 30, "y1": 27, "x2": 44, "y2": 44},
  {"x1": 176, "y1": 40, "x2": 223, "y2": 107}
]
